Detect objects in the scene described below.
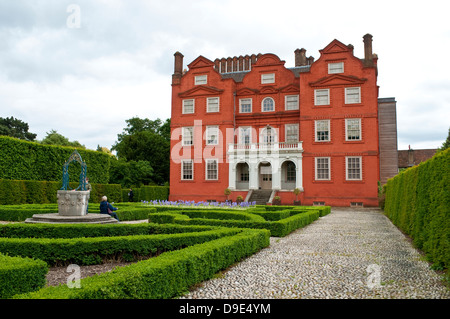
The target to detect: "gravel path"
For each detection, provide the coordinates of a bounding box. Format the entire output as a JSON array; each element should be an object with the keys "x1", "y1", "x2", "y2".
[{"x1": 181, "y1": 208, "x2": 449, "y2": 299}]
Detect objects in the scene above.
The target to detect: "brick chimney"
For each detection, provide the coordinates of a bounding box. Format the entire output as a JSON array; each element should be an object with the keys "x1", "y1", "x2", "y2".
[
  {"x1": 363, "y1": 34, "x2": 373, "y2": 67},
  {"x1": 294, "y1": 48, "x2": 307, "y2": 66},
  {"x1": 172, "y1": 51, "x2": 184, "y2": 85}
]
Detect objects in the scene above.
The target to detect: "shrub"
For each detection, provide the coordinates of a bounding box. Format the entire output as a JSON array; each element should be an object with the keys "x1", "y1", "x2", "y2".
[
  {"x1": 384, "y1": 148, "x2": 449, "y2": 270},
  {"x1": 0, "y1": 253, "x2": 48, "y2": 299},
  {"x1": 14, "y1": 228, "x2": 270, "y2": 299}
]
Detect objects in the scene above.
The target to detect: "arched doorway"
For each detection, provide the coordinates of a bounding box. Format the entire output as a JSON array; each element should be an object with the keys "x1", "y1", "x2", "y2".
[
  {"x1": 281, "y1": 160, "x2": 296, "y2": 190},
  {"x1": 235, "y1": 162, "x2": 249, "y2": 190},
  {"x1": 258, "y1": 162, "x2": 272, "y2": 189}
]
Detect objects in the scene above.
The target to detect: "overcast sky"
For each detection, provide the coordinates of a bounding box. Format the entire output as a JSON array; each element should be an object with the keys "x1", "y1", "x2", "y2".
[{"x1": 0, "y1": 0, "x2": 449, "y2": 151}]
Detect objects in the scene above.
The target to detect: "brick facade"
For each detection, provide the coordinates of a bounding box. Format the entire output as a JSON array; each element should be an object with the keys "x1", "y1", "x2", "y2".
[{"x1": 169, "y1": 34, "x2": 398, "y2": 207}]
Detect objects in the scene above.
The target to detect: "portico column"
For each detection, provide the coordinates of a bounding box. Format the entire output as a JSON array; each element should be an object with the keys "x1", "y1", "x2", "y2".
[
  {"x1": 272, "y1": 158, "x2": 281, "y2": 190},
  {"x1": 296, "y1": 157, "x2": 303, "y2": 191},
  {"x1": 249, "y1": 162, "x2": 258, "y2": 190}
]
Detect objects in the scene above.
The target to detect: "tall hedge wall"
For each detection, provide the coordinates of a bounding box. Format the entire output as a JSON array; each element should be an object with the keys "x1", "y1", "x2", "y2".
[
  {"x1": 0, "y1": 136, "x2": 111, "y2": 184},
  {"x1": 383, "y1": 148, "x2": 449, "y2": 269},
  {"x1": 121, "y1": 186, "x2": 169, "y2": 202},
  {"x1": 0, "y1": 180, "x2": 122, "y2": 205}
]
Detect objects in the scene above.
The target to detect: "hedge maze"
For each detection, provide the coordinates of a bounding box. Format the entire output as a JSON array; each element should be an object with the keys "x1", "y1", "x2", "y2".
[{"x1": 0, "y1": 203, "x2": 330, "y2": 299}]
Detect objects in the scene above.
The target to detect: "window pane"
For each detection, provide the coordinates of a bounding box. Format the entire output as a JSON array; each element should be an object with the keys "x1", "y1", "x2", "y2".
[
  {"x1": 261, "y1": 73, "x2": 275, "y2": 84},
  {"x1": 346, "y1": 87, "x2": 361, "y2": 104},
  {"x1": 346, "y1": 119, "x2": 361, "y2": 140},
  {"x1": 206, "y1": 160, "x2": 218, "y2": 180},
  {"x1": 315, "y1": 89, "x2": 329, "y2": 105},
  {"x1": 347, "y1": 157, "x2": 361, "y2": 180},
  {"x1": 316, "y1": 157, "x2": 330, "y2": 180},
  {"x1": 183, "y1": 127, "x2": 193, "y2": 145},
  {"x1": 286, "y1": 124, "x2": 298, "y2": 143},
  {"x1": 328, "y1": 62, "x2": 344, "y2": 74},
  {"x1": 207, "y1": 97, "x2": 219, "y2": 112},
  {"x1": 182, "y1": 161, "x2": 193, "y2": 180},
  {"x1": 263, "y1": 98, "x2": 274, "y2": 112},
  {"x1": 316, "y1": 120, "x2": 330, "y2": 141},
  {"x1": 285, "y1": 95, "x2": 299, "y2": 110},
  {"x1": 240, "y1": 98, "x2": 252, "y2": 113},
  {"x1": 195, "y1": 75, "x2": 207, "y2": 85},
  {"x1": 206, "y1": 126, "x2": 218, "y2": 145},
  {"x1": 182, "y1": 99, "x2": 194, "y2": 114}
]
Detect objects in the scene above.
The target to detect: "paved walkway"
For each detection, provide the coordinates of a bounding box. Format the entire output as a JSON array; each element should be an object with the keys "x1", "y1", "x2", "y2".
[{"x1": 182, "y1": 208, "x2": 449, "y2": 299}]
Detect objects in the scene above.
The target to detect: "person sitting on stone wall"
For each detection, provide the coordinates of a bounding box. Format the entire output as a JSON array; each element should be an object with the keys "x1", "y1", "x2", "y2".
[{"x1": 99, "y1": 196, "x2": 120, "y2": 221}]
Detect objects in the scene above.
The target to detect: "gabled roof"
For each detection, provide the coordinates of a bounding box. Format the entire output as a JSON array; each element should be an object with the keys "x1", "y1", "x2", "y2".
[
  {"x1": 187, "y1": 56, "x2": 215, "y2": 69},
  {"x1": 320, "y1": 39, "x2": 352, "y2": 54}
]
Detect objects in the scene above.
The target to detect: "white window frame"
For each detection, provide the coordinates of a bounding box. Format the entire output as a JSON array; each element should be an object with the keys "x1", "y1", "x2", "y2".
[
  {"x1": 205, "y1": 126, "x2": 219, "y2": 145},
  {"x1": 207, "y1": 97, "x2": 220, "y2": 113},
  {"x1": 261, "y1": 73, "x2": 275, "y2": 84},
  {"x1": 345, "y1": 118, "x2": 362, "y2": 141},
  {"x1": 239, "y1": 126, "x2": 252, "y2": 145},
  {"x1": 182, "y1": 99, "x2": 195, "y2": 114},
  {"x1": 239, "y1": 98, "x2": 252, "y2": 113},
  {"x1": 182, "y1": 126, "x2": 194, "y2": 146},
  {"x1": 314, "y1": 89, "x2": 330, "y2": 106},
  {"x1": 285, "y1": 124, "x2": 299, "y2": 143},
  {"x1": 315, "y1": 157, "x2": 331, "y2": 181},
  {"x1": 345, "y1": 87, "x2": 361, "y2": 104},
  {"x1": 261, "y1": 126, "x2": 277, "y2": 144},
  {"x1": 315, "y1": 120, "x2": 330, "y2": 142},
  {"x1": 181, "y1": 160, "x2": 194, "y2": 180},
  {"x1": 328, "y1": 62, "x2": 344, "y2": 74},
  {"x1": 285, "y1": 95, "x2": 299, "y2": 110},
  {"x1": 205, "y1": 159, "x2": 218, "y2": 180},
  {"x1": 194, "y1": 75, "x2": 207, "y2": 85},
  {"x1": 262, "y1": 97, "x2": 275, "y2": 112},
  {"x1": 346, "y1": 156, "x2": 362, "y2": 180}
]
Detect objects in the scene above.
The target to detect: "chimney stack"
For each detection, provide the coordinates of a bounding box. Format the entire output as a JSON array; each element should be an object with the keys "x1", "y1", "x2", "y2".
[
  {"x1": 295, "y1": 48, "x2": 307, "y2": 66},
  {"x1": 363, "y1": 34, "x2": 373, "y2": 66},
  {"x1": 172, "y1": 51, "x2": 184, "y2": 85}
]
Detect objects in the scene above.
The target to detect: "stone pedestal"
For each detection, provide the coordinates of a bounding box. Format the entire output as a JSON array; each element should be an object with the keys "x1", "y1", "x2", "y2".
[{"x1": 57, "y1": 190, "x2": 90, "y2": 216}]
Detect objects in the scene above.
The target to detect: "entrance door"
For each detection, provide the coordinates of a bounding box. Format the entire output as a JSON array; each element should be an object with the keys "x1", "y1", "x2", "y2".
[{"x1": 259, "y1": 163, "x2": 272, "y2": 189}]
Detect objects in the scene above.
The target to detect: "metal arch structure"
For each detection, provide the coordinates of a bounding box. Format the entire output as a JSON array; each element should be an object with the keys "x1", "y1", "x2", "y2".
[{"x1": 60, "y1": 150, "x2": 88, "y2": 191}]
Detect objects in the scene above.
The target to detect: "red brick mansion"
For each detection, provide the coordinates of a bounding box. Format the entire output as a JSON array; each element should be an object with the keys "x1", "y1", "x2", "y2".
[{"x1": 169, "y1": 34, "x2": 398, "y2": 207}]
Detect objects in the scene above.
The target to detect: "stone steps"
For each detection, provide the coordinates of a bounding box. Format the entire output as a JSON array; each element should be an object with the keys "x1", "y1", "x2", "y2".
[{"x1": 248, "y1": 190, "x2": 272, "y2": 205}]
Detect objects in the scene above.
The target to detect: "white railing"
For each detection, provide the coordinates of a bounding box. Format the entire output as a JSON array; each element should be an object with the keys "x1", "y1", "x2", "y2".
[{"x1": 229, "y1": 142, "x2": 303, "y2": 152}]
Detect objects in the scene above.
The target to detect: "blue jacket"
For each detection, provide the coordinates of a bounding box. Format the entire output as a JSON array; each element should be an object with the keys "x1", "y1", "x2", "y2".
[{"x1": 99, "y1": 201, "x2": 117, "y2": 214}]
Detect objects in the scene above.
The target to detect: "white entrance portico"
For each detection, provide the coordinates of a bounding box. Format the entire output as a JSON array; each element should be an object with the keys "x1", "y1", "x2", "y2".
[{"x1": 227, "y1": 142, "x2": 303, "y2": 192}]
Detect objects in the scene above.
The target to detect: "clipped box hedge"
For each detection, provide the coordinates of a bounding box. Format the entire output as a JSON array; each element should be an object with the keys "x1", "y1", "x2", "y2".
[
  {"x1": 383, "y1": 148, "x2": 449, "y2": 269},
  {"x1": 14, "y1": 228, "x2": 270, "y2": 299},
  {"x1": 0, "y1": 224, "x2": 240, "y2": 266},
  {"x1": 148, "y1": 206, "x2": 329, "y2": 237},
  {"x1": 0, "y1": 253, "x2": 48, "y2": 299}
]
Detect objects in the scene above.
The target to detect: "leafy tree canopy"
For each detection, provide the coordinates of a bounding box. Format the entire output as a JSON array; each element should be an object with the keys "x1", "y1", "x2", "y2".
[
  {"x1": 112, "y1": 117, "x2": 170, "y2": 185},
  {"x1": 0, "y1": 116, "x2": 37, "y2": 141},
  {"x1": 40, "y1": 129, "x2": 85, "y2": 149}
]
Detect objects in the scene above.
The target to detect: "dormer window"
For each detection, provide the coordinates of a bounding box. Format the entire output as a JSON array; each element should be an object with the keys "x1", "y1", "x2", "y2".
[
  {"x1": 195, "y1": 75, "x2": 207, "y2": 85},
  {"x1": 328, "y1": 62, "x2": 344, "y2": 74},
  {"x1": 261, "y1": 73, "x2": 275, "y2": 84}
]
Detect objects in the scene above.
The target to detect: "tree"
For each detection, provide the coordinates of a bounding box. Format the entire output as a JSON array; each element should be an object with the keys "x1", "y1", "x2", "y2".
[
  {"x1": 0, "y1": 116, "x2": 37, "y2": 141},
  {"x1": 40, "y1": 129, "x2": 85, "y2": 149},
  {"x1": 112, "y1": 117, "x2": 170, "y2": 185},
  {"x1": 109, "y1": 158, "x2": 154, "y2": 188},
  {"x1": 437, "y1": 127, "x2": 450, "y2": 153}
]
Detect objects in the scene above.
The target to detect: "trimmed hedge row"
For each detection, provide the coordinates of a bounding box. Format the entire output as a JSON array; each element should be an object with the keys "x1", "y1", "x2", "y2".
[
  {"x1": 383, "y1": 148, "x2": 449, "y2": 269},
  {"x1": 0, "y1": 253, "x2": 48, "y2": 299},
  {"x1": 0, "y1": 136, "x2": 111, "y2": 184},
  {"x1": 148, "y1": 207, "x2": 330, "y2": 237},
  {"x1": 14, "y1": 228, "x2": 270, "y2": 299},
  {"x1": 0, "y1": 179, "x2": 122, "y2": 205},
  {"x1": 0, "y1": 226, "x2": 241, "y2": 266}
]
